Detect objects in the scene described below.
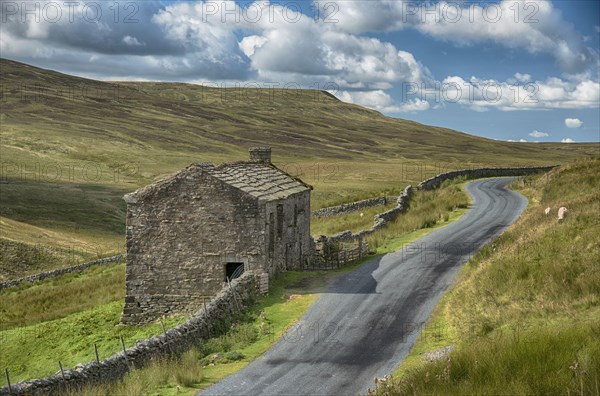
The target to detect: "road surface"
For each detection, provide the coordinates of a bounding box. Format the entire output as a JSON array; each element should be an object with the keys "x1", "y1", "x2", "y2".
[{"x1": 200, "y1": 178, "x2": 528, "y2": 396}]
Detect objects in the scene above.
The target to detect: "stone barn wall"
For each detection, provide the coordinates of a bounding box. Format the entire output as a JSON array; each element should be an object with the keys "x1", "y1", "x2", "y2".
[
  {"x1": 122, "y1": 166, "x2": 266, "y2": 324},
  {"x1": 264, "y1": 191, "x2": 312, "y2": 272}
]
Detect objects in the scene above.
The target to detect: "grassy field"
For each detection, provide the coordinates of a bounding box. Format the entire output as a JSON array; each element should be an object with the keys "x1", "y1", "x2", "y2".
[
  {"x1": 2, "y1": 58, "x2": 598, "y2": 279},
  {"x1": 0, "y1": 261, "x2": 188, "y2": 385},
  {"x1": 378, "y1": 158, "x2": 600, "y2": 395}
]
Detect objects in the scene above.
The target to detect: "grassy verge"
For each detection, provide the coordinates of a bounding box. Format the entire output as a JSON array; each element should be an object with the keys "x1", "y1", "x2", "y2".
[{"x1": 379, "y1": 158, "x2": 600, "y2": 395}]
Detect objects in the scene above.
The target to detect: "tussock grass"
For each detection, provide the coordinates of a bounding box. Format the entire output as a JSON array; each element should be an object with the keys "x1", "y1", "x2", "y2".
[
  {"x1": 381, "y1": 158, "x2": 600, "y2": 395},
  {"x1": 385, "y1": 321, "x2": 600, "y2": 395},
  {"x1": 65, "y1": 350, "x2": 205, "y2": 396}
]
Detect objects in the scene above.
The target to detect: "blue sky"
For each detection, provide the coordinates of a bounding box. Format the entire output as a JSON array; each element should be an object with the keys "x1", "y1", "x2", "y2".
[{"x1": 1, "y1": 0, "x2": 598, "y2": 142}]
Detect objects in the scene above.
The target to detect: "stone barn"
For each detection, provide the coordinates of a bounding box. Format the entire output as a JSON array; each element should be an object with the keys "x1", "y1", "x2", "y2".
[{"x1": 121, "y1": 147, "x2": 312, "y2": 324}]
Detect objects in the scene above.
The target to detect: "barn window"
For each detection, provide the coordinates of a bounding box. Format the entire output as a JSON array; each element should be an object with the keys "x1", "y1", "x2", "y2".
[
  {"x1": 277, "y1": 204, "x2": 284, "y2": 238},
  {"x1": 225, "y1": 262, "x2": 244, "y2": 282}
]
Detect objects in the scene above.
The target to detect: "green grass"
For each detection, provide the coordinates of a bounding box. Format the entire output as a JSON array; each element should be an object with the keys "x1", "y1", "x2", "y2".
[
  {"x1": 0, "y1": 262, "x2": 125, "y2": 330},
  {"x1": 383, "y1": 318, "x2": 600, "y2": 395},
  {"x1": 379, "y1": 158, "x2": 600, "y2": 395},
  {"x1": 0, "y1": 300, "x2": 186, "y2": 385}
]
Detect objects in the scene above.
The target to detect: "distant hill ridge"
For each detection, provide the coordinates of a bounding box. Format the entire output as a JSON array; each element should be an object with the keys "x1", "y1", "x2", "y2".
[{"x1": 2, "y1": 57, "x2": 597, "y2": 169}]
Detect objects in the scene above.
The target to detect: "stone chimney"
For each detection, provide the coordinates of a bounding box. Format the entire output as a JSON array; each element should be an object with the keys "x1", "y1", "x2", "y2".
[{"x1": 249, "y1": 147, "x2": 272, "y2": 163}]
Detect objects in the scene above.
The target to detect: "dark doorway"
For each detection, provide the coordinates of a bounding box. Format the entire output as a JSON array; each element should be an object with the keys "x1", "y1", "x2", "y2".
[{"x1": 225, "y1": 262, "x2": 244, "y2": 282}]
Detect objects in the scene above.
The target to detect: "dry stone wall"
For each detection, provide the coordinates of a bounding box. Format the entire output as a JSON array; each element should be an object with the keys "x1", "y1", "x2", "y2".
[
  {"x1": 323, "y1": 186, "x2": 413, "y2": 243},
  {"x1": 417, "y1": 166, "x2": 557, "y2": 190},
  {"x1": 311, "y1": 196, "x2": 396, "y2": 218},
  {"x1": 0, "y1": 273, "x2": 256, "y2": 396},
  {"x1": 321, "y1": 165, "x2": 556, "y2": 245},
  {"x1": 0, "y1": 255, "x2": 123, "y2": 292}
]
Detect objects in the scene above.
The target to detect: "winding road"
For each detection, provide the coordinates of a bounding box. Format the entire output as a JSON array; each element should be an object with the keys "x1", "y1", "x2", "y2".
[{"x1": 200, "y1": 178, "x2": 528, "y2": 396}]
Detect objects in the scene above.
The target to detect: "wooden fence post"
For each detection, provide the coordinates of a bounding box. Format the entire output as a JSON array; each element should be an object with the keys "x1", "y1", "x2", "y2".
[
  {"x1": 5, "y1": 368, "x2": 11, "y2": 393},
  {"x1": 120, "y1": 337, "x2": 129, "y2": 368},
  {"x1": 94, "y1": 343, "x2": 100, "y2": 364},
  {"x1": 58, "y1": 361, "x2": 65, "y2": 381}
]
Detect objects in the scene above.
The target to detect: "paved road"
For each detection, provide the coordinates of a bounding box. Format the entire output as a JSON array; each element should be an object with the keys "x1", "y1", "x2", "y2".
[{"x1": 200, "y1": 178, "x2": 528, "y2": 396}]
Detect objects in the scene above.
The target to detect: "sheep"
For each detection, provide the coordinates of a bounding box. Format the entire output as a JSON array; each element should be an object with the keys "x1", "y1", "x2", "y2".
[
  {"x1": 558, "y1": 206, "x2": 569, "y2": 222},
  {"x1": 544, "y1": 207, "x2": 551, "y2": 215}
]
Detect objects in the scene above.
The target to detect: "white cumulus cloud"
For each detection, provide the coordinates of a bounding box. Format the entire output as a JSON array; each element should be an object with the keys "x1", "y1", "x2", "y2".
[
  {"x1": 438, "y1": 74, "x2": 599, "y2": 111},
  {"x1": 529, "y1": 130, "x2": 549, "y2": 138},
  {"x1": 337, "y1": 90, "x2": 429, "y2": 113},
  {"x1": 561, "y1": 138, "x2": 576, "y2": 143},
  {"x1": 565, "y1": 118, "x2": 583, "y2": 128},
  {"x1": 514, "y1": 73, "x2": 532, "y2": 83},
  {"x1": 122, "y1": 36, "x2": 144, "y2": 47},
  {"x1": 327, "y1": 0, "x2": 596, "y2": 74}
]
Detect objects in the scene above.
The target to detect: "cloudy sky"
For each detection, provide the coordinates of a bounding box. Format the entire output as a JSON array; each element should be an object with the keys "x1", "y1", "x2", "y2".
[{"x1": 1, "y1": 0, "x2": 599, "y2": 142}]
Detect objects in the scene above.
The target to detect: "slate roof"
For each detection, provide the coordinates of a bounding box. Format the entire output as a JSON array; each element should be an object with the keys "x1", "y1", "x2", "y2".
[
  {"x1": 124, "y1": 160, "x2": 311, "y2": 204},
  {"x1": 209, "y1": 161, "x2": 311, "y2": 202}
]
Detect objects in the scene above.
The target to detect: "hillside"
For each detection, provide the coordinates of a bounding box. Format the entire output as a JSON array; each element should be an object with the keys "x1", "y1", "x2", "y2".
[
  {"x1": 0, "y1": 58, "x2": 598, "y2": 279},
  {"x1": 1, "y1": 58, "x2": 596, "y2": 168}
]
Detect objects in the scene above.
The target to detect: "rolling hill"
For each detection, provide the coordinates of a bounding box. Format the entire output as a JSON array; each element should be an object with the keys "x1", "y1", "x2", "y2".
[{"x1": 0, "y1": 58, "x2": 598, "y2": 278}]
